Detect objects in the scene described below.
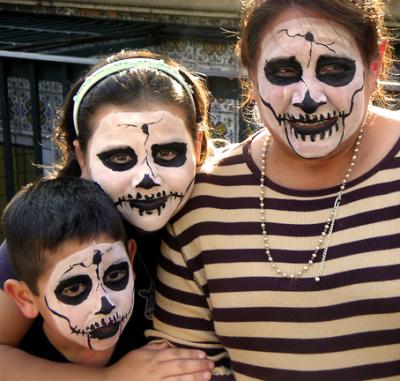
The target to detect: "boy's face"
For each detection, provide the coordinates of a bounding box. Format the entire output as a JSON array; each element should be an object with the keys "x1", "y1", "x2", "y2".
[{"x1": 34, "y1": 239, "x2": 135, "y2": 351}]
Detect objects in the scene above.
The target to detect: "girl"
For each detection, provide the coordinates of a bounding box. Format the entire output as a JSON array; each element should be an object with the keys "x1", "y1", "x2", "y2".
[{"x1": 0, "y1": 49, "x2": 215, "y2": 381}]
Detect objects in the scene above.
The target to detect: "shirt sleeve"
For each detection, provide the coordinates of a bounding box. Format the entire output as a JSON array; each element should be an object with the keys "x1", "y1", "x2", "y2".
[
  {"x1": 0, "y1": 241, "x2": 17, "y2": 289},
  {"x1": 146, "y1": 224, "x2": 233, "y2": 379}
]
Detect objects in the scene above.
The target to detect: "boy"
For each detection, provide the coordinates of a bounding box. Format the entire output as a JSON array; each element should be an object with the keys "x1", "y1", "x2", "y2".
[{"x1": 2, "y1": 177, "x2": 136, "y2": 366}]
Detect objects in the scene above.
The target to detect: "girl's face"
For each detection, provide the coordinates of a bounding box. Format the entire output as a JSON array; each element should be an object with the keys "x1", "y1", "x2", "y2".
[
  {"x1": 253, "y1": 9, "x2": 375, "y2": 159},
  {"x1": 79, "y1": 103, "x2": 198, "y2": 232}
]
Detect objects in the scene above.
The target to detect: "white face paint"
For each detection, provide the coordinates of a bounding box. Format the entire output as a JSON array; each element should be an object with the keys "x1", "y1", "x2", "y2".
[
  {"x1": 85, "y1": 106, "x2": 197, "y2": 232},
  {"x1": 255, "y1": 14, "x2": 368, "y2": 159},
  {"x1": 43, "y1": 241, "x2": 134, "y2": 351}
]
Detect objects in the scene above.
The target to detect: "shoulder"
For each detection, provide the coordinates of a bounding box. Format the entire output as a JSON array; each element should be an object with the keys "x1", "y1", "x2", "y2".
[
  {"x1": 370, "y1": 106, "x2": 400, "y2": 126},
  {"x1": 368, "y1": 106, "x2": 400, "y2": 143}
]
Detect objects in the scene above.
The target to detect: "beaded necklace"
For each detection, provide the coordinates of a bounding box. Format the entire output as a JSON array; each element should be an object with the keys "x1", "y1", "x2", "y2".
[{"x1": 259, "y1": 126, "x2": 364, "y2": 281}]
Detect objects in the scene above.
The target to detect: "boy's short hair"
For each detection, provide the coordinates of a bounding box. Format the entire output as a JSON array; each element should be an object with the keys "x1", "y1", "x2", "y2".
[{"x1": 2, "y1": 177, "x2": 127, "y2": 295}]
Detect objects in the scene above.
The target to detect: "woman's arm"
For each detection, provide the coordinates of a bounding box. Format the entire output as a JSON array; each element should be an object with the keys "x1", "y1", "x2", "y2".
[{"x1": 147, "y1": 225, "x2": 234, "y2": 379}]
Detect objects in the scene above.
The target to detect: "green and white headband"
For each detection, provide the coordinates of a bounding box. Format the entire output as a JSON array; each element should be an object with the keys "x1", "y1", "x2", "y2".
[{"x1": 72, "y1": 57, "x2": 196, "y2": 136}]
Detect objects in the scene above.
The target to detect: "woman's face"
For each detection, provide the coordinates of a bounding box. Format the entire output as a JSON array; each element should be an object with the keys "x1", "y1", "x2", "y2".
[
  {"x1": 79, "y1": 103, "x2": 198, "y2": 232},
  {"x1": 253, "y1": 8, "x2": 375, "y2": 159}
]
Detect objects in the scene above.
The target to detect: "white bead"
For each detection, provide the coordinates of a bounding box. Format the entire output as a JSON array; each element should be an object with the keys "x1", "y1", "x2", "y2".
[{"x1": 258, "y1": 129, "x2": 362, "y2": 282}]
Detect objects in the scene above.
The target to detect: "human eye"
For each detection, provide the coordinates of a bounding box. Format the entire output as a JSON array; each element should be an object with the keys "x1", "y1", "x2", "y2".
[
  {"x1": 276, "y1": 66, "x2": 299, "y2": 78},
  {"x1": 97, "y1": 147, "x2": 137, "y2": 171},
  {"x1": 62, "y1": 283, "x2": 86, "y2": 298},
  {"x1": 264, "y1": 57, "x2": 302, "y2": 85},
  {"x1": 156, "y1": 149, "x2": 178, "y2": 161},
  {"x1": 318, "y1": 64, "x2": 345, "y2": 76},
  {"x1": 109, "y1": 152, "x2": 131, "y2": 164},
  {"x1": 316, "y1": 56, "x2": 356, "y2": 86},
  {"x1": 54, "y1": 275, "x2": 92, "y2": 305},
  {"x1": 152, "y1": 142, "x2": 187, "y2": 167},
  {"x1": 103, "y1": 262, "x2": 130, "y2": 291}
]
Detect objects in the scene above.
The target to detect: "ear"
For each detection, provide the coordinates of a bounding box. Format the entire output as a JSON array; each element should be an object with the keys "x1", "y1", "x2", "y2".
[
  {"x1": 4, "y1": 279, "x2": 39, "y2": 319},
  {"x1": 195, "y1": 129, "x2": 204, "y2": 164},
  {"x1": 368, "y1": 40, "x2": 387, "y2": 86},
  {"x1": 127, "y1": 239, "x2": 137, "y2": 265},
  {"x1": 73, "y1": 140, "x2": 90, "y2": 179}
]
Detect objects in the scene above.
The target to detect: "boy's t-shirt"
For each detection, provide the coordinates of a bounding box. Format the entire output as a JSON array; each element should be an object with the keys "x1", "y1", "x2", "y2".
[
  {"x1": 19, "y1": 313, "x2": 138, "y2": 365},
  {"x1": 0, "y1": 232, "x2": 159, "y2": 362}
]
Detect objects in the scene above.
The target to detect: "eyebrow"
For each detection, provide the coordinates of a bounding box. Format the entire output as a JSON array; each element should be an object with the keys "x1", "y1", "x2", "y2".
[
  {"x1": 97, "y1": 145, "x2": 133, "y2": 152},
  {"x1": 266, "y1": 56, "x2": 297, "y2": 63},
  {"x1": 317, "y1": 54, "x2": 355, "y2": 61}
]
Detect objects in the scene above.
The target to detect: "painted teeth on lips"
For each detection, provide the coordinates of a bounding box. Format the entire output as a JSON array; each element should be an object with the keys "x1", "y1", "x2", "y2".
[{"x1": 286, "y1": 113, "x2": 338, "y2": 134}]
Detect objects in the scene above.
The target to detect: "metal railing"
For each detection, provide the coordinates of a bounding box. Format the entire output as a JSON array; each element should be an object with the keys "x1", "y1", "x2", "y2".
[{"x1": 0, "y1": 50, "x2": 97, "y2": 200}]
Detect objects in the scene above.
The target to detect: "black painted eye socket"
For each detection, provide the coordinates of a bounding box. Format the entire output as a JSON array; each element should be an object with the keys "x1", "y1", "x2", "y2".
[
  {"x1": 316, "y1": 56, "x2": 356, "y2": 86},
  {"x1": 54, "y1": 275, "x2": 92, "y2": 305},
  {"x1": 103, "y1": 262, "x2": 130, "y2": 291},
  {"x1": 264, "y1": 57, "x2": 303, "y2": 85},
  {"x1": 152, "y1": 142, "x2": 187, "y2": 167},
  {"x1": 97, "y1": 147, "x2": 137, "y2": 171}
]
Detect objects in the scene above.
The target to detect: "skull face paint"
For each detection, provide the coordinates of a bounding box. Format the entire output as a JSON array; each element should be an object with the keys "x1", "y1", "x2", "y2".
[
  {"x1": 43, "y1": 241, "x2": 134, "y2": 351},
  {"x1": 255, "y1": 15, "x2": 368, "y2": 159},
  {"x1": 86, "y1": 106, "x2": 197, "y2": 232}
]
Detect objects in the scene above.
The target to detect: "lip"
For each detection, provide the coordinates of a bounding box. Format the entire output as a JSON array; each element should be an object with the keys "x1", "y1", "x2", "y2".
[
  {"x1": 89, "y1": 321, "x2": 120, "y2": 340},
  {"x1": 126, "y1": 196, "x2": 168, "y2": 211},
  {"x1": 287, "y1": 117, "x2": 337, "y2": 136}
]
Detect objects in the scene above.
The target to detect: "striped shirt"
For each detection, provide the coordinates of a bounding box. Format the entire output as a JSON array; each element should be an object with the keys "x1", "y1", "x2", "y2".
[{"x1": 148, "y1": 132, "x2": 400, "y2": 381}]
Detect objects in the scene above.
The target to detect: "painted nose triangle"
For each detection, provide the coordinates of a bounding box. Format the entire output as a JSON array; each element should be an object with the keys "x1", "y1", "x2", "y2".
[
  {"x1": 95, "y1": 296, "x2": 115, "y2": 315},
  {"x1": 294, "y1": 90, "x2": 326, "y2": 114},
  {"x1": 137, "y1": 174, "x2": 160, "y2": 189}
]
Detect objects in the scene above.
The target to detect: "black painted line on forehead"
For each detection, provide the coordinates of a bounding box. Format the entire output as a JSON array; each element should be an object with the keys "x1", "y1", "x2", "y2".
[
  {"x1": 278, "y1": 28, "x2": 336, "y2": 67},
  {"x1": 118, "y1": 117, "x2": 163, "y2": 134},
  {"x1": 63, "y1": 261, "x2": 91, "y2": 276}
]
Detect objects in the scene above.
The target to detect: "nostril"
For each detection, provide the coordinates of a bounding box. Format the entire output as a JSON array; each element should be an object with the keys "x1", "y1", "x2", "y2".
[{"x1": 293, "y1": 90, "x2": 326, "y2": 114}]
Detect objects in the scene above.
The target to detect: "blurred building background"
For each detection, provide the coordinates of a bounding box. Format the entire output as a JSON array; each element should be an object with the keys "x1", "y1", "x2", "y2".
[{"x1": 0, "y1": 0, "x2": 399, "y2": 229}]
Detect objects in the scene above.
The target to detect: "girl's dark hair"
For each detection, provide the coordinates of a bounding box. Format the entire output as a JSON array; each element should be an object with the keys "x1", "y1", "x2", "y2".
[
  {"x1": 2, "y1": 177, "x2": 127, "y2": 294},
  {"x1": 51, "y1": 50, "x2": 212, "y2": 178},
  {"x1": 236, "y1": 0, "x2": 394, "y2": 115}
]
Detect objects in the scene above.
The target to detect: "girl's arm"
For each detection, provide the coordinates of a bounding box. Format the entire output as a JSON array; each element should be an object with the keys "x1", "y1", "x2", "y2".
[{"x1": 0, "y1": 340, "x2": 213, "y2": 381}]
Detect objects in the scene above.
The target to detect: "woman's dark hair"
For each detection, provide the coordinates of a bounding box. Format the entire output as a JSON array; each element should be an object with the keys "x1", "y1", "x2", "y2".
[
  {"x1": 237, "y1": 0, "x2": 394, "y2": 115},
  {"x1": 51, "y1": 49, "x2": 212, "y2": 178}
]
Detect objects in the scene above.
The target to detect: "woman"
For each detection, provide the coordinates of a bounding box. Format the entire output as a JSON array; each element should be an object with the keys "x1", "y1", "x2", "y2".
[
  {"x1": 0, "y1": 49, "x2": 214, "y2": 380},
  {"x1": 147, "y1": 0, "x2": 400, "y2": 379}
]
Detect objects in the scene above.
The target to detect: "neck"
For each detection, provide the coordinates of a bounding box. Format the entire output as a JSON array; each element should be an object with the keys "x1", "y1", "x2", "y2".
[
  {"x1": 43, "y1": 321, "x2": 115, "y2": 367},
  {"x1": 252, "y1": 128, "x2": 369, "y2": 190}
]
